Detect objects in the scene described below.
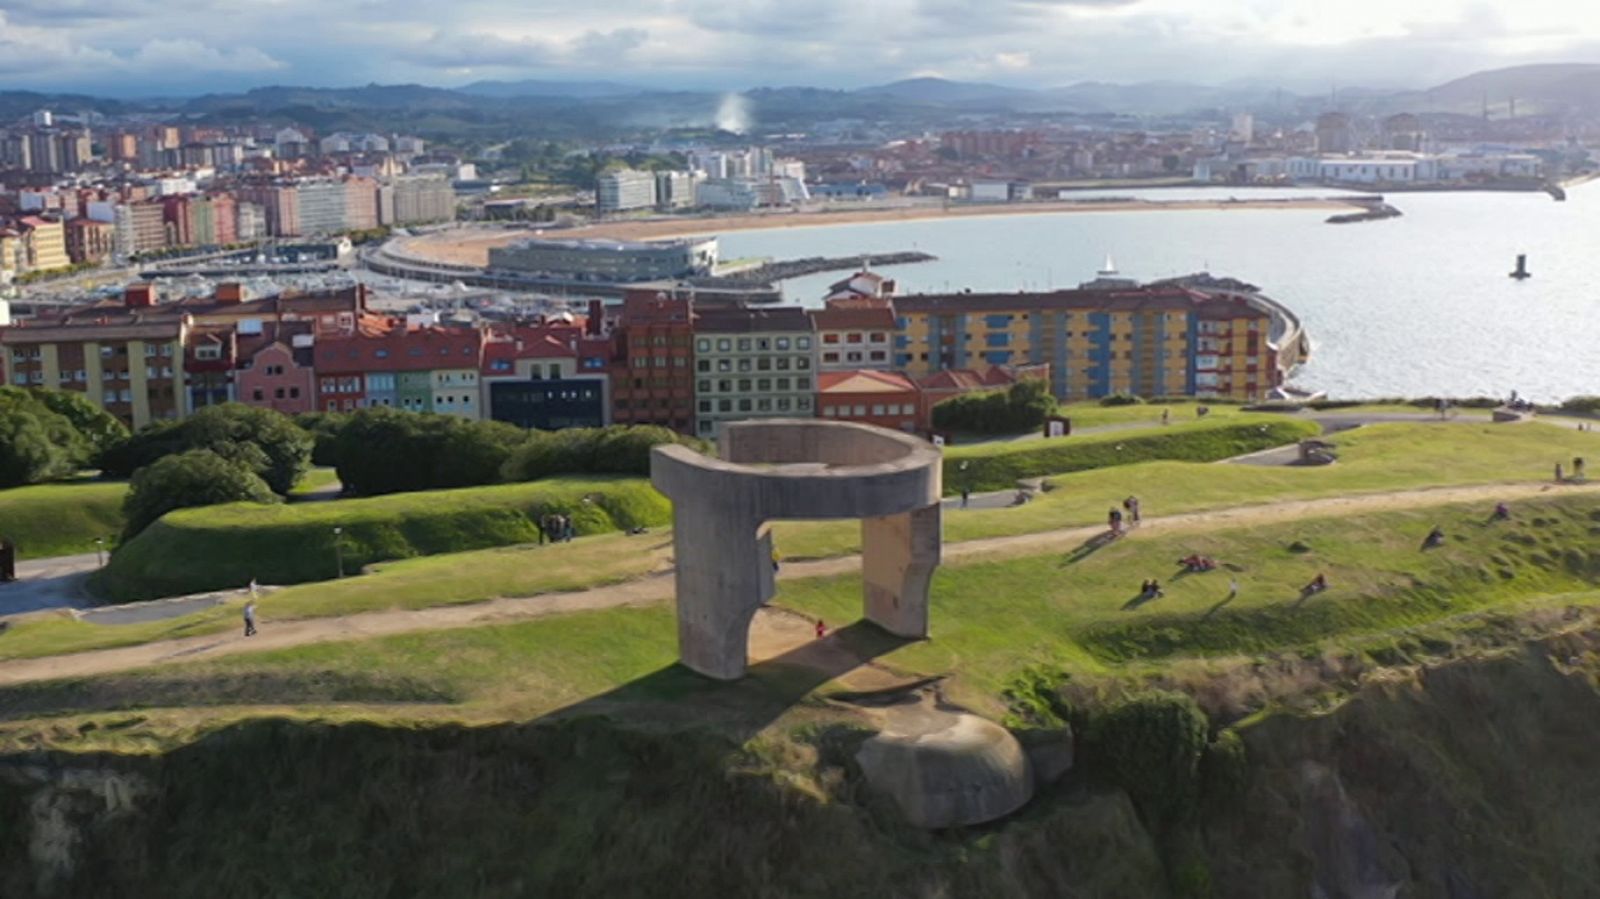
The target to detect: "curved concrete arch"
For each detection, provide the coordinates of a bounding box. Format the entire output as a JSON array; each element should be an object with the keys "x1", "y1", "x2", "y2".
[{"x1": 651, "y1": 419, "x2": 944, "y2": 680}]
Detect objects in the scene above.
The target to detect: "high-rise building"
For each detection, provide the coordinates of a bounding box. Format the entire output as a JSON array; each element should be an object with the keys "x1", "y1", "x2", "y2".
[
  {"x1": 386, "y1": 174, "x2": 455, "y2": 225},
  {"x1": 1315, "y1": 112, "x2": 1354, "y2": 154},
  {"x1": 597, "y1": 169, "x2": 657, "y2": 212},
  {"x1": 654, "y1": 171, "x2": 696, "y2": 210},
  {"x1": 236, "y1": 202, "x2": 266, "y2": 241},
  {"x1": 692, "y1": 305, "x2": 817, "y2": 438},
  {"x1": 65, "y1": 219, "x2": 115, "y2": 265},
  {"x1": 1230, "y1": 113, "x2": 1255, "y2": 145}
]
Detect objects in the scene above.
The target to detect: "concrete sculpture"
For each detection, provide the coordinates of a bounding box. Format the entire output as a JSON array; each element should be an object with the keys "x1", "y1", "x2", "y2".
[{"x1": 651, "y1": 419, "x2": 943, "y2": 680}]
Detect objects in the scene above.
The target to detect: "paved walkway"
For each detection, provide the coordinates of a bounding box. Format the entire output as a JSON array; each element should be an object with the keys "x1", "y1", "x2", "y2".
[
  {"x1": 0, "y1": 554, "x2": 100, "y2": 616},
  {"x1": 2, "y1": 479, "x2": 1595, "y2": 687}
]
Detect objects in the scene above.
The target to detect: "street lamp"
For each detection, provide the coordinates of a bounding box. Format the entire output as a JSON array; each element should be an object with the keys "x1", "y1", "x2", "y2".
[
  {"x1": 93, "y1": 537, "x2": 104, "y2": 567},
  {"x1": 332, "y1": 526, "x2": 345, "y2": 578}
]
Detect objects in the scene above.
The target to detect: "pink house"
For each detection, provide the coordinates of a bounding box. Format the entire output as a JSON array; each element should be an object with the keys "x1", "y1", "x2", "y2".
[{"x1": 237, "y1": 324, "x2": 316, "y2": 415}]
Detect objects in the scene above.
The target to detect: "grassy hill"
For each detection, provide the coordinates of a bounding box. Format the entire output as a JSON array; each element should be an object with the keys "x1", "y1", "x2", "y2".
[
  {"x1": 0, "y1": 480, "x2": 125, "y2": 560},
  {"x1": 94, "y1": 477, "x2": 670, "y2": 601}
]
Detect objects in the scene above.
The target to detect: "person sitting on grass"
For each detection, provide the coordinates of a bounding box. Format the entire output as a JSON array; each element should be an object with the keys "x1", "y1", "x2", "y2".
[
  {"x1": 1492, "y1": 502, "x2": 1511, "y2": 522},
  {"x1": 1303, "y1": 573, "x2": 1328, "y2": 595},
  {"x1": 1422, "y1": 525, "x2": 1445, "y2": 550}
]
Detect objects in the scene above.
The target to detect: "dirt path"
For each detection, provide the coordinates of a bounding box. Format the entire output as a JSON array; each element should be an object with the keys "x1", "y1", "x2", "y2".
[{"x1": 0, "y1": 480, "x2": 1594, "y2": 686}]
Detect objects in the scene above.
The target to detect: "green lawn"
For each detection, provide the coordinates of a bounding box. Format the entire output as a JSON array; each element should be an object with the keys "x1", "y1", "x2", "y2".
[
  {"x1": 95, "y1": 476, "x2": 672, "y2": 601},
  {"x1": 10, "y1": 420, "x2": 1596, "y2": 662},
  {"x1": 8, "y1": 493, "x2": 1597, "y2": 726},
  {"x1": 940, "y1": 415, "x2": 1318, "y2": 492},
  {"x1": 0, "y1": 532, "x2": 677, "y2": 663},
  {"x1": 288, "y1": 467, "x2": 341, "y2": 497},
  {"x1": 0, "y1": 480, "x2": 126, "y2": 560}
]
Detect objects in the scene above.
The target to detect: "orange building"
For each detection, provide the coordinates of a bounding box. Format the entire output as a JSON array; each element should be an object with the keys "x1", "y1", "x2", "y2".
[{"x1": 817, "y1": 369, "x2": 922, "y2": 432}]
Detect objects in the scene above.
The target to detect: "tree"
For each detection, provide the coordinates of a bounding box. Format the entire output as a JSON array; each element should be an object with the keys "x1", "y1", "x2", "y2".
[
  {"x1": 32, "y1": 389, "x2": 127, "y2": 461},
  {"x1": 501, "y1": 425, "x2": 706, "y2": 482},
  {"x1": 0, "y1": 410, "x2": 75, "y2": 488},
  {"x1": 122, "y1": 449, "x2": 279, "y2": 540},
  {"x1": 330, "y1": 408, "x2": 526, "y2": 496},
  {"x1": 931, "y1": 379, "x2": 1057, "y2": 435},
  {"x1": 98, "y1": 404, "x2": 312, "y2": 495}
]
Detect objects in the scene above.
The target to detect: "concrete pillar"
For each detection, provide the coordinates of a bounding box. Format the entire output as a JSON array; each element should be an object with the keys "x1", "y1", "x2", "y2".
[{"x1": 861, "y1": 504, "x2": 941, "y2": 638}]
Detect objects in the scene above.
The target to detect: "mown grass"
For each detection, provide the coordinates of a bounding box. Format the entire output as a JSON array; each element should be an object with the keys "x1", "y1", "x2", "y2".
[
  {"x1": 94, "y1": 477, "x2": 672, "y2": 602},
  {"x1": 941, "y1": 415, "x2": 1317, "y2": 492},
  {"x1": 0, "y1": 532, "x2": 677, "y2": 663},
  {"x1": 11, "y1": 493, "x2": 1599, "y2": 726},
  {"x1": 0, "y1": 479, "x2": 126, "y2": 560},
  {"x1": 288, "y1": 467, "x2": 341, "y2": 497},
  {"x1": 11, "y1": 421, "x2": 1596, "y2": 661},
  {"x1": 774, "y1": 421, "x2": 1600, "y2": 558}
]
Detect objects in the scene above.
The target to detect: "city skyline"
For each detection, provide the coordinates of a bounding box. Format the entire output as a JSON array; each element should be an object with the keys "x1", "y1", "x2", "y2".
[{"x1": 3, "y1": 0, "x2": 1600, "y2": 97}]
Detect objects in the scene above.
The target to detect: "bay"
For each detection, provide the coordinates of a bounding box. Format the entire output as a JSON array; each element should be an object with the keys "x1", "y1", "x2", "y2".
[{"x1": 719, "y1": 185, "x2": 1600, "y2": 402}]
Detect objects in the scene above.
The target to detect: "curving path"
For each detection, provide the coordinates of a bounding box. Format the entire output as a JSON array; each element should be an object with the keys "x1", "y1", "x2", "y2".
[{"x1": 0, "y1": 479, "x2": 1595, "y2": 687}]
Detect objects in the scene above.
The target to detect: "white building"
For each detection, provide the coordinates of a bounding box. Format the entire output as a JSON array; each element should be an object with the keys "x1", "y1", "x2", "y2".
[
  {"x1": 654, "y1": 171, "x2": 697, "y2": 210},
  {"x1": 597, "y1": 169, "x2": 657, "y2": 212},
  {"x1": 1230, "y1": 113, "x2": 1254, "y2": 146}
]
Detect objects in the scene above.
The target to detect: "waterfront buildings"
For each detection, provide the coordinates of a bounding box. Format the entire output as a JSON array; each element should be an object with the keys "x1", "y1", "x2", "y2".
[
  {"x1": 816, "y1": 370, "x2": 921, "y2": 432},
  {"x1": 891, "y1": 284, "x2": 1281, "y2": 402},
  {"x1": 810, "y1": 300, "x2": 896, "y2": 372},
  {"x1": 692, "y1": 305, "x2": 816, "y2": 438},
  {"x1": 597, "y1": 170, "x2": 658, "y2": 212},
  {"x1": 487, "y1": 236, "x2": 718, "y2": 282}
]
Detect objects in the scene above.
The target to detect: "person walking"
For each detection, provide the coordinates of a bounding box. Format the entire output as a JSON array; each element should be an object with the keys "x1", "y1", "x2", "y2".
[
  {"x1": 1556, "y1": 462, "x2": 1565, "y2": 483},
  {"x1": 815, "y1": 619, "x2": 826, "y2": 640},
  {"x1": 960, "y1": 487, "x2": 970, "y2": 508},
  {"x1": 1227, "y1": 578, "x2": 1239, "y2": 601},
  {"x1": 243, "y1": 600, "x2": 258, "y2": 637},
  {"x1": 248, "y1": 578, "x2": 259, "y2": 599},
  {"x1": 1161, "y1": 408, "x2": 1170, "y2": 426},
  {"x1": 1575, "y1": 457, "x2": 1587, "y2": 480}
]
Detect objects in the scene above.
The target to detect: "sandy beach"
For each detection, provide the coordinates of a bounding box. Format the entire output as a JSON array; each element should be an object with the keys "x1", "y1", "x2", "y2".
[{"x1": 395, "y1": 196, "x2": 1361, "y2": 268}]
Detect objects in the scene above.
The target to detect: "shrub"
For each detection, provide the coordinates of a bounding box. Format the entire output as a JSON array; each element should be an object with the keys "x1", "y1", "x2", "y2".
[
  {"x1": 31, "y1": 388, "x2": 128, "y2": 457},
  {"x1": 122, "y1": 449, "x2": 279, "y2": 540},
  {"x1": 293, "y1": 412, "x2": 348, "y2": 467},
  {"x1": 1561, "y1": 396, "x2": 1600, "y2": 415},
  {"x1": 501, "y1": 426, "x2": 708, "y2": 482},
  {"x1": 1098, "y1": 393, "x2": 1144, "y2": 407},
  {"x1": 1084, "y1": 691, "x2": 1210, "y2": 830},
  {"x1": 99, "y1": 404, "x2": 312, "y2": 495},
  {"x1": 931, "y1": 379, "x2": 1057, "y2": 435},
  {"x1": 331, "y1": 409, "x2": 527, "y2": 496}
]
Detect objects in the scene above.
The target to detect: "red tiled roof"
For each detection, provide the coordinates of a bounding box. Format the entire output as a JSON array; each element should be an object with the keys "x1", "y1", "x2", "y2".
[
  {"x1": 810, "y1": 305, "x2": 897, "y2": 331},
  {"x1": 818, "y1": 369, "x2": 918, "y2": 395}
]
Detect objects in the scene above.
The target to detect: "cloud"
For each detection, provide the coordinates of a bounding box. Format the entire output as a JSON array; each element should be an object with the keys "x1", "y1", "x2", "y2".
[
  {"x1": 403, "y1": 27, "x2": 649, "y2": 68},
  {"x1": 3, "y1": 0, "x2": 1600, "y2": 95}
]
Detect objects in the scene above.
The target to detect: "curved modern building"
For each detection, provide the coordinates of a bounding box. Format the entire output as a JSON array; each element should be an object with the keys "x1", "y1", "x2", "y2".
[{"x1": 487, "y1": 236, "x2": 718, "y2": 283}]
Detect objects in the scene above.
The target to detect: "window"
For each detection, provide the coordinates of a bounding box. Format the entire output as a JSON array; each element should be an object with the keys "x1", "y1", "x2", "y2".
[
  {"x1": 737, "y1": 338, "x2": 752, "y2": 351},
  {"x1": 823, "y1": 352, "x2": 839, "y2": 363},
  {"x1": 777, "y1": 398, "x2": 792, "y2": 411},
  {"x1": 195, "y1": 344, "x2": 222, "y2": 360},
  {"x1": 869, "y1": 351, "x2": 887, "y2": 362},
  {"x1": 737, "y1": 359, "x2": 752, "y2": 373},
  {"x1": 797, "y1": 397, "x2": 811, "y2": 411},
  {"x1": 823, "y1": 333, "x2": 840, "y2": 345},
  {"x1": 853, "y1": 404, "x2": 867, "y2": 416},
  {"x1": 756, "y1": 338, "x2": 771, "y2": 351},
  {"x1": 252, "y1": 388, "x2": 264, "y2": 401},
  {"x1": 717, "y1": 338, "x2": 732, "y2": 352},
  {"x1": 776, "y1": 378, "x2": 791, "y2": 391},
  {"x1": 776, "y1": 358, "x2": 790, "y2": 371},
  {"x1": 757, "y1": 378, "x2": 771, "y2": 391},
  {"x1": 796, "y1": 357, "x2": 810, "y2": 370},
  {"x1": 757, "y1": 399, "x2": 771, "y2": 412},
  {"x1": 289, "y1": 388, "x2": 300, "y2": 399},
  {"x1": 698, "y1": 400, "x2": 712, "y2": 413},
  {"x1": 737, "y1": 399, "x2": 752, "y2": 412},
  {"x1": 145, "y1": 344, "x2": 158, "y2": 357},
  {"x1": 871, "y1": 404, "x2": 886, "y2": 415},
  {"x1": 756, "y1": 358, "x2": 771, "y2": 371},
  {"x1": 718, "y1": 399, "x2": 732, "y2": 412},
  {"x1": 796, "y1": 377, "x2": 810, "y2": 390},
  {"x1": 697, "y1": 360, "x2": 710, "y2": 373},
  {"x1": 696, "y1": 338, "x2": 710, "y2": 352},
  {"x1": 867, "y1": 333, "x2": 885, "y2": 344},
  {"x1": 697, "y1": 379, "x2": 712, "y2": 392},
  {"x1": 717, "y1": 359, "x2": 732, "y2": 372},
  {"x1": 374, "y1": 349, "x2": 389, "y2": 359},
  {"x1": 776, "y1": 337, "x2": 790, "y2": 350},
  {"x1": 846, "y1": 352, "x2": 862, "y2": 363},
  {"x1": 846, "y1": 333, "x2": 862, "y2": 344},
  {"x1": 274, "y1": 388, "x2": 286, "y2": 399},
  {"x1": 718, "y1": 379, "x2": 733, "y2": 392},
  {"x1": 738, "y1": 379, "x2": 752, "y2": 392},
  {"x1": 797, "y1": 337, "x2": 811, "y2": 350}
]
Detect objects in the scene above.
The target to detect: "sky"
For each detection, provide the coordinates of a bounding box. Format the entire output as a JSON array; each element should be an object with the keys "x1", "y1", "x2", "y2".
[{"x1": 1, "y1": 0, "x2": 1598, "y2": 96}]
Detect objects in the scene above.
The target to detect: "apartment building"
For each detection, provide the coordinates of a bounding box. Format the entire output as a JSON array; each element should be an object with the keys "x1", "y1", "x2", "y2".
[
  {"x1": 692, "y1": 305, "x2": 816, "y2": 438},
  {"x1": 608, "y1": 289, "x2": 696, "y2": 433},
  {"x1": 1, "y1": 314, "x2": 189, "y2": 428}
]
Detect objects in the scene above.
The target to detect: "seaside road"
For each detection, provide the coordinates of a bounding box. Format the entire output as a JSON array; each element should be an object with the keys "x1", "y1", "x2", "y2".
[{"x1": 0, "y1": 479, "x2": 1595, "y2": 688}]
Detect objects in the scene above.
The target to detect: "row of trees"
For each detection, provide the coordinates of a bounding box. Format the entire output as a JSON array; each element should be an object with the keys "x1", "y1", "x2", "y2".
[{"x1": 307, "y1": 407, "x2": 706, "y2": 496}]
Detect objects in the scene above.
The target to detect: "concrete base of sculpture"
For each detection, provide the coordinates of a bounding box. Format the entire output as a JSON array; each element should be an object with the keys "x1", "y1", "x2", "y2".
[
  {"x1": 651, "y1": 420, "x2": 943, "y2": 680},
  {"x1": 856, "y1": 696, "x2": 1035, "y2": 829}
]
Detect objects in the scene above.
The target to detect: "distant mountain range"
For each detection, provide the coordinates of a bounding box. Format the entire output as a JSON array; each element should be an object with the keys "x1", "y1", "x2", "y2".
[{"x1": 3, "y1": 63, "x2": 1597, "y2": 139}]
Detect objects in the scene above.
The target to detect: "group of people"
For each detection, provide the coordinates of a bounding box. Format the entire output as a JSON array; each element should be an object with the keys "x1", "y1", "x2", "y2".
[
  {"x1": 1108, "y1": 495, "x2": 1142, "y2": 536},
  {"x1": 1137, "y1": 579, "x2": 1165, "y2": 599},
  {"x1": 539, "y1": 513, "x2": 576, "y2": 544},
  {"x1": 1556, "y1": 457, "x2": 1588, "y2": 483}
]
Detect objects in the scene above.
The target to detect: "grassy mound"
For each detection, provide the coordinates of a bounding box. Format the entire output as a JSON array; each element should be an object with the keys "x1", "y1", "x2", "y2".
[
  {"x1": 0, "y1": 480, "x2": 125, "y2": 560},
  {"x1": 943, "y1": 416, "x2": 1320, "y2": 492},
  {"x1": 94, "y1": 477, "x2": 670, "y2": 602}
]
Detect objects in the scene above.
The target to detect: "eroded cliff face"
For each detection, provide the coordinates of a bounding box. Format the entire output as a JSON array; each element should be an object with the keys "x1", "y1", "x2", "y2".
[
  {"x1": 1204, "y1": 629, "x2": 1600, "y2": 899},
  {"x1": 1, "y1": 630, "x2": 1599, "y2": 899}
]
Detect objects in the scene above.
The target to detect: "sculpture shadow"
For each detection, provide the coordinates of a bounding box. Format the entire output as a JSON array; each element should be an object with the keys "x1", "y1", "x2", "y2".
[{"x1": 539, "y1": 620, "x2": 913, "y2": 742}]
